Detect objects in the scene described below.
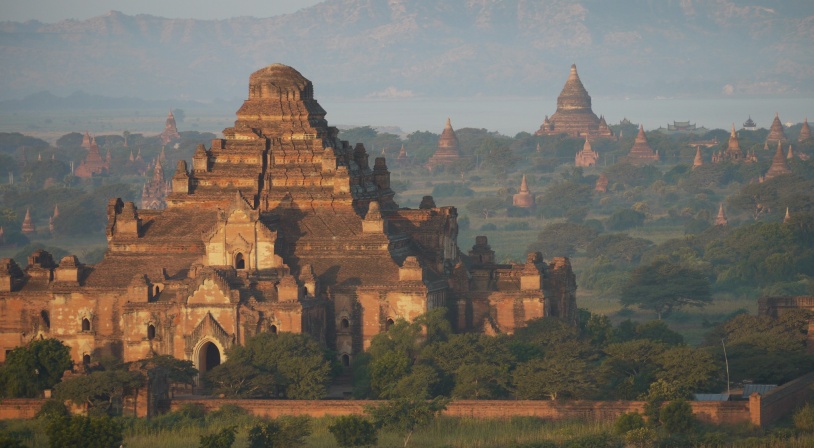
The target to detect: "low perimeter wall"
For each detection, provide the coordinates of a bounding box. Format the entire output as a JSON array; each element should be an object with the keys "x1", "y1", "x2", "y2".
[
  {"x1": 169, "y1": 398, "x2": 750, "y2": 425},
  {"x1": 750, "y1": 371, "x2": 814, "y2": 426},
  {"x1": 0, "y1": 399, "x2": 44, "y2": 420}
]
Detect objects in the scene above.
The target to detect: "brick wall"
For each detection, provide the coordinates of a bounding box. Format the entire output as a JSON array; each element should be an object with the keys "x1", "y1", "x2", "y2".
[
  {"x1": 0, "y1": 399, "x2": 44, "y2": 419},
  {"x1": 170, "y1": 398, "x2": 750, "y2": 425},
  {"x1": 751, "y1": 371, "x2": 814, "y2": 426}
]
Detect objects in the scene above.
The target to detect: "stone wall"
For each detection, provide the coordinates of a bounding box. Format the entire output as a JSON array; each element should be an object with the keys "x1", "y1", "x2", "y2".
[{"x1": 750, "y1": 371, "x2": 814, "y2": 426}]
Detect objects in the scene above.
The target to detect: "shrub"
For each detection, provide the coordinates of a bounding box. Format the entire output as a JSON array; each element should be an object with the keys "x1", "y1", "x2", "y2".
[
  {"x1": 46, "y1": 415, "x2": 123, "y2": 448},
  {"x1": 624, "y1": 427, "x2": 657, "y2": 448},
  {"x1": 794, "y1": 402, "x2": 814, "y2": 432},
  {"x1": 35, "y1": 399, "x2": 69, "y2": 421},
  {"x1": 613, "y1": 412, "x2": 645, "y2": 435},
  {"x1": 328, "y1": 415, "x2": 378, "y2": 447},
  {"x1": 199, "y1": 426, "x2": 236, "y2": 448},
  {"x1": 659, "y1": 400, "x2": 695, "y2": 434},
  {"x1": 248, "y1": 416, "x2": 311, "y2": 448},
  {"x1": 562, "y1": 432, "x2": 622, "y2": 448}
]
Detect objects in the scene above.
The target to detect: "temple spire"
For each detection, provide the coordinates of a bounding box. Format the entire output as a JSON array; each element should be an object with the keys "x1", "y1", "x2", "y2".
[
  {"x1": 693, "y1": 146, "x2": 704, "y2": 169},
  {"x1": 715, "y1": 203, "x2": 728, "y2": 226},
  {"x1": 519, "y1": 174, "x2": 529, "y2": 193},
  {"x1": 21, "y1": 208, "x2": 36, "y2": 234},
  {"x1": 784, "y1": 207, "x2": 791, "y2": 224},
  {"x1": 764, "y1": 141, "x2": 792, "y2": 180}
]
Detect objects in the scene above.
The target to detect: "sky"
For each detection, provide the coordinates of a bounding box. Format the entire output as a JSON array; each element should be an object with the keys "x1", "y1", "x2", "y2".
[{"x1": 0, "y1": 0, "x2": 323, "y2": 22}]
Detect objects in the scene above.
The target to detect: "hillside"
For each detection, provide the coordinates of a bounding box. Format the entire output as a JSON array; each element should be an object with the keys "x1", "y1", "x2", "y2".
[{"x1": 0, "y1": 0, "x2": 812, "y2": 101}]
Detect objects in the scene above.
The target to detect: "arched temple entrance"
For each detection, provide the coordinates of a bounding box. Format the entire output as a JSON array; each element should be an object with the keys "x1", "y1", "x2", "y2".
[
  {"x1": 196, "y1": 340, "x2": 223, "y2": 373},
  {"x1": 235, "y1": 253, "x2": 245, "y2": 270}
]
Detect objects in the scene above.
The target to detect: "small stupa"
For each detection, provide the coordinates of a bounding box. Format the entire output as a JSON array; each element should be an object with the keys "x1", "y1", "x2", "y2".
[
  {"x1": 512, "y1": 175, "x2": 534, "y2": 208},
  {"x1": 800, "y1": 118, "x2": 811, "y2": 142},
  {"x1": 595, "y1": 173, "x2": 609, "y2": 193},
  {"x1": 21, "y1": 208, "x2": 36, "y2": 234}
]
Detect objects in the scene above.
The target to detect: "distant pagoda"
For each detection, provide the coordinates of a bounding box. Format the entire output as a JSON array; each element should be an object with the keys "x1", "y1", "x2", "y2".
[
  {"x1": 764, "y1": 141, "x2": 792, "y2": 181},
  {"x1": 800, "y1": 118, "x2": 811, "y2": 142},
  {"x1": 766, "y1": 113, "x2": 788, "y2": 145},
  {"x1": 595, "y1": 173, "x2": 609, "y2": 193},
  {"x1": 141, "y1": 158, "x2": 171, "y2": 210},
  {"x1": 75, "y1": 136, "x2": 109, "y2": 178},
  {"x1": 160, "y1": 110, "x2": 181, "y2": 145},
  {"x1": 426, "y1": 118, "x2": 467, "y2": 171},
  {"x1": 692, "y1": 146, "x2": 704, "y2": 169},
  {"x1": 396, "y1": 144, "x2": 409, "y2": 167},
  {"x1": 21, "y1": 208, "x2": 36, "y2": 234},
  {"x1": 743, "y1": 116, "x2": 757, "y2": 131},
  {"x1": 512, "y1": 175, "x2": 534, "y2": 208},
  {"x1": 535, "y1": 64, "x2": 614, "y2": 139},
  {"x1": 574, "y1": 136, "x2": 599, "y2": 167},
  {"x1": 715, "y1": 203, "x2": 728, "y2": 226},
  {"x1": 626, "y1": 125, "x2": 659, "y2": 165}
]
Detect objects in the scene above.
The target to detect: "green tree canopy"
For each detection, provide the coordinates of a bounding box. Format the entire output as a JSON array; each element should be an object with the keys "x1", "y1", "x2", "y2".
[
  {"x1": 621, "y1": 260, "x2": 711, "y2": 319},
  {"x1": 0, "y1": 338, "x2": 72, "y2": 398}
]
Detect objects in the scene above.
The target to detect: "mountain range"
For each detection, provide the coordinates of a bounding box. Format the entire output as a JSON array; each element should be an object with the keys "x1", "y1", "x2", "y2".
[{"x1": 1, "y1": 0, "x2": 812, "y2": 102}]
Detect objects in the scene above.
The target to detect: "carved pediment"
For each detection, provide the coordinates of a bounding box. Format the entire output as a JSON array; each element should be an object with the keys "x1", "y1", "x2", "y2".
[{"x1": 187, "y1": 272, "x2": 234, "y2": 305}]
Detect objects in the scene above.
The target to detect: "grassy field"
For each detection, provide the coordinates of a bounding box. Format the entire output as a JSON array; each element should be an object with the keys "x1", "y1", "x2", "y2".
[{"x1": 4, "y1": 413, "x2": 814, "y2": 448}]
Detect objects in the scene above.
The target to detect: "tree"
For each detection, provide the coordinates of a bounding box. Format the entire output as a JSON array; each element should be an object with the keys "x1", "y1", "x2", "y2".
[
  {"x1": 55, "y1": 368, "x2": 145, "y2": 416},
  {"x1": 465, "y1": 197, "x2": 507, "y2": 219},
  {"x1": 659, "y1": 400, "x2": 696, "y2": 434},
  {"x1": 605, "y1": 209, "x2": 646, "y2": 231},
  {"x1": 528, "y1": 222, "x2": 599, "y2": 259},
  {"x1": 654, "y1": 346, "x2": 720, "y2": 397},
  {"x1": 536, "y1": 181, "x2": 593, "y2": 218},
  {"x1": 513, "y1": 349, "x2": 593, "y2": 400},
  {"x1": 599, "y1": 340, "x2": 667, "y2": 400},
  {"x1": 621, "y1": 260, "x2": 711, "y2": 319},
  {"x1": 328, "y1": 415, "x2": 378, "y2": 447},
  {"x1": 203, "y1": 332, "x2": 333, "y2": 399},
  {"x1": 367, "y1": 397, "x2": 448, "y2": 447},
  {"x1": 0, "y1": 338, "x2": 72, "y2": 398}
]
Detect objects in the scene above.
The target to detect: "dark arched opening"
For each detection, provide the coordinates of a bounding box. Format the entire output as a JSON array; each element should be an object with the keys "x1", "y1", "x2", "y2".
[
  {"x1": 385, "y1": 318, "x2": 394, "y2": 331},
  {"x1": 81, "y1": 318, "x2": 90, "y2": 332},
  {"x1": 235, "y1": 253, "x2": 245, "y2": 270},
  {"x1": 82, "y1": 354, "x2": 91, "y2": 366},
  {"x1": 147, "y1": 324, "x2": 156, "y2": 340},
  {"x1": 341, "y1": 354, "x2": 350, "y2": 367},
  {"x1": 340, "y1": 318, "x2": 350, "y2": 330},
  {"x1": 40, "y1": 310, "x2": 50, "y2": 329},
  {"x1": 155, "y1": 286, "x2": 161, "y2": 296},
  {"x1": 198, "y1": 341, "x2": 221, "y2": 373},
  {"x1": 270, "y1": 325, "x2": 278, "y2": 334}
]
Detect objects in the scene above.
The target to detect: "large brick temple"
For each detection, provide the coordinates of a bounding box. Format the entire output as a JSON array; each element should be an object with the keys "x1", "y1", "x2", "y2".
[
  {"x1": 535, "y1": 64, "x2": 614, "y2": 139},
  {"x1": 0, "y1": 65, "x2": 576, "y2": 374}
]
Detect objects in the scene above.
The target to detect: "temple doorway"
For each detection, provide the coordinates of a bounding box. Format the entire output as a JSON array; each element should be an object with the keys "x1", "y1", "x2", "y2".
[
  {"x1": 235, "y1": 253, "x2": 245, "y2": 270},
  {"x1": 198, "y1": 341, "x2": 222, "y2": 373}
]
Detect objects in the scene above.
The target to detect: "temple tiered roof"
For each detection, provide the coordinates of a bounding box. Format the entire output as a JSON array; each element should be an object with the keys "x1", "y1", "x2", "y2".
[
  {"x1": 426, "y1": 118, "x2": 467, "y2": 171},
  {"x1": 764, "y1": 141, "x2": 792, "y2": 181},
  {"x1": 575, "y1": 136, "x2": 599, "y2": 167}
]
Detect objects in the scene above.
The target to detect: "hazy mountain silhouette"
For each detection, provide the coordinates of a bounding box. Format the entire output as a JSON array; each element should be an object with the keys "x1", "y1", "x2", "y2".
[{"x1": 0, "y1": 0, "x2": 811, "y2": 102}]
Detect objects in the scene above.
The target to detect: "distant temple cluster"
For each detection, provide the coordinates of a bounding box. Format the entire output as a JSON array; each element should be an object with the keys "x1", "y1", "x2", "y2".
[
  {"x1": 75, "y1": 132, "x2": 111, "y2": 178},
  {"x1": 0, "y1": 65, "x2": 577, "y2": 374}
]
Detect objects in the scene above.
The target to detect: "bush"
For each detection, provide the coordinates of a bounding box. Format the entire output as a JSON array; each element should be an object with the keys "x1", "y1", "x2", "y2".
[
  {"x1": 199, "y1": 426, "x2": 236, "y2": 448},
  {"x1": 248, "y1": 417, "x2": 311, "y2": 448},
  {"x1": 659, "y1": 400, "x2": 695, "y2": 434},
  {"x1": 794, "y1": 402, "x2": 814, "y2": 432},
  {"x1": 46, "y1": 415, "x2": 123, "y2": 448},
  {"x1": 562, "y1": 432, "x2": 622, "y2": 448},
  {"x1": 613, "y1": 412, "x2": 645, "y2": 435},
  {"x1": 328, "y1": 415, "x2": 378, "y2": 447},
  {"x1": 35, "y1": 399, "x2": 69, "y2": 421},
  {"x1": 606, "y1": 209, "x2": 646, "y2": 231},
  {"x1": 624, "y1": 427, "x2": 657, "y2": 448},
  {"x1": 504, "y1": 222, "x2": 530, "y2": 231}
]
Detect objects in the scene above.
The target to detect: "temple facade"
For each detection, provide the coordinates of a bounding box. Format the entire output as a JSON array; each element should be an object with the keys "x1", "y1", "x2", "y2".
[
  {"x1": 0, "y1": 65, "x2": 577, "y2": 374},
  {"x1": 535, "y1": 65, "x2": 614, "y2": 139},
  {"x1": 574, "y1": 137, "x2": 599, "y2": 167}
]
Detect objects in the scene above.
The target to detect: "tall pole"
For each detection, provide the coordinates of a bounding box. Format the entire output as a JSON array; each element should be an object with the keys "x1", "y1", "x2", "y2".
[{"x1": 721, "y1": 338, "x2": 731, "y2": 396}]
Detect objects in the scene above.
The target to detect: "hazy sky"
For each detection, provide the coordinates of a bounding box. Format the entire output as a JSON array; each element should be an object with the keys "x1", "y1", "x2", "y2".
[{"x1": 0, "y1": 0, "x2": 324, "y2": 22}]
